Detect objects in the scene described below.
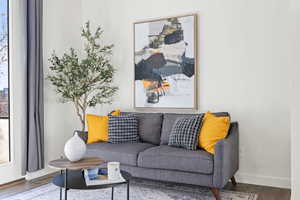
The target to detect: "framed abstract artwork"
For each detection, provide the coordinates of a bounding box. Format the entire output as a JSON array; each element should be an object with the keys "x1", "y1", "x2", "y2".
[{"x1": 134, "y1": 14, "x2": 197, "y2": 109}]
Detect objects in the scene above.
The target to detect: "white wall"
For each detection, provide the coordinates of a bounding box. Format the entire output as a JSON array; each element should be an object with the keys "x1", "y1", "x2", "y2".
[
  {"x1": 26, "y1": 0, "x2": 83, "y2": 179},
  {"x1": 290, "y1": 44, "x2": 300, "y2": 198},
  {"x1": 81, "y1": 0, "x2": 291, "y2": 188},
  {"x1": 30, "y1": 0, "x2": 291, "y2": 189},
  {"x1": 290, "y1": 0, "x2": 300, "y2": 198}
]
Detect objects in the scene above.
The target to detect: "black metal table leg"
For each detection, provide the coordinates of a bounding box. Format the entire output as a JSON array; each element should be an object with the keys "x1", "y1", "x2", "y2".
[
  {"x1": 64, "y1": 169, "x2": 68, "y2": 200},
  {"x1": 127, "y1": 180, "x2": 130, "y2": 200},
  {"x1": 60, "y1": 170, "x2": 62, "y2": 200},
  {"x1": 51, "y1": 168, "x2": 131, "y2": 200}
]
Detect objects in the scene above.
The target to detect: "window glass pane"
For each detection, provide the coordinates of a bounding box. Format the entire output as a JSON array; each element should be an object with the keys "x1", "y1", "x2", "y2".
[
  {"x1": 0, "y1": 119, "x2": 8, "y2": 164},
  {"x1": 0, "y1": 0, "x2": 9, "y2": 164}
]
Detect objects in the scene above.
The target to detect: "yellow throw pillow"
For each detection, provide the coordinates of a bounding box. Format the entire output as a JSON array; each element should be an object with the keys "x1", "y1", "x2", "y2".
[
  {"x1": 199, "y1": 112, "x2": 230, "y2": 154},
  {"x1": 111, "y1": 109, "x2": 121, "y2": 116},
  {"x1": 86, "y1": 114, "x2": 109, "y2": 144}
]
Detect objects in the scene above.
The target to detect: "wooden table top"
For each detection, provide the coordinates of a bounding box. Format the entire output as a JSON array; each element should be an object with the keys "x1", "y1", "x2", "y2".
[{"x1": 48, "y1": 157, "x2": 105, "y2": 170}]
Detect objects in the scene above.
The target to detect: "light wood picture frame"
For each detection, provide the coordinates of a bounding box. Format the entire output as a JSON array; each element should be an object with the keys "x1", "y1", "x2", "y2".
[{"x1": 133, "y1": 14, "x2": 197, "y2": 109}]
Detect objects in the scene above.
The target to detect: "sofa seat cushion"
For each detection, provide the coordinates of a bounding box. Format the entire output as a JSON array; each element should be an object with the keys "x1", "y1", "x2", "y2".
[
  {"x1": 138, "y1": 145, "x2": 214, "y2": 174},
  {"x1": 86, "y1": 142, "x2": 154, "y2": 166}
]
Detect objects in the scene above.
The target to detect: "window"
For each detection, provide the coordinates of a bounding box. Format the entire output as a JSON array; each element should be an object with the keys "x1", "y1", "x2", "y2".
[{"x1": 0, "y1": 0, "x2": 9, "y2": 164}]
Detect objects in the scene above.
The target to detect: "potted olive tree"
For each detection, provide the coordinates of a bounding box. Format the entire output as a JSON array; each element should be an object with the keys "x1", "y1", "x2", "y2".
[{"x1": 47, "y1": 22, "x2": 118, "y2": 161}]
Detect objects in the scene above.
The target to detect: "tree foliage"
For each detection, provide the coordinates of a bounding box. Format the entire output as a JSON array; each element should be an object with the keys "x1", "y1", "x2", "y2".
[{"x1": 48, "y1": 22, "x2": 118, "y2": 131}]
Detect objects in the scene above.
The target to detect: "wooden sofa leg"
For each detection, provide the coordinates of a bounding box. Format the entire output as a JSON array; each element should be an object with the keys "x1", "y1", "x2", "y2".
[
  {"x1": 231, "y1": 176, "x2": 237, "y2": 186},
  {"x1": 210, "y1": 188, "x2": 221, "y2": 200}
]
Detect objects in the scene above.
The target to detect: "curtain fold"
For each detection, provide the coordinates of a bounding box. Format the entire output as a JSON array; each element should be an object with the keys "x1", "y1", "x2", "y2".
[{"x1": 25, "y1": 0, "x2": 44, "y2": 173}]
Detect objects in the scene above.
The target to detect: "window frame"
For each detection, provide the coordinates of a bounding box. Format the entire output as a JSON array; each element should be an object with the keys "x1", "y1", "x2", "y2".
[{"x1": 0, "y1": 0, "x2": 11, "y2": 164}]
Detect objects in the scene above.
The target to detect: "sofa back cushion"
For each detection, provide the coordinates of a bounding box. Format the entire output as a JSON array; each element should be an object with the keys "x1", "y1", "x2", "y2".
[
  {"x1": 160, "y1": 112, "x2": 230, "y2": 145},
  {"x1": 122, "y1": 112, "x2": 163, "y2": 145}
]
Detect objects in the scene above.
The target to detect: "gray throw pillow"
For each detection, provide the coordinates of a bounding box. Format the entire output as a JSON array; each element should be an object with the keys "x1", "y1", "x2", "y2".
[
  {"x1": 168, "y1": 115, "x2": 204, "y2": 150},
  {"x1": 108, "y1": 116, "x2": 139, "y2": 144}
]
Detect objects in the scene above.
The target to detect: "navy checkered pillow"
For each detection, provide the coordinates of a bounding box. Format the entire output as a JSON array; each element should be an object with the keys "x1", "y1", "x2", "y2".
[
  {"x1": 108, "y1": 116, "x2": 140, "y2": 144},
  {"x1": 168, "y1": 114, "x2": 204, "y2": 150}
]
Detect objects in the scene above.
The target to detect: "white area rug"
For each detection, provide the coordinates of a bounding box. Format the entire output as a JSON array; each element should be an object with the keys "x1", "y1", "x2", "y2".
[{"x1": 2, "y1": 179, "x2": 257, "y2": 200}]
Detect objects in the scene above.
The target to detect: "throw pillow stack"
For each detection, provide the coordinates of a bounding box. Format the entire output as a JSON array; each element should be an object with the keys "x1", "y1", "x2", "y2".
[
  {"x1": 168, "y1": 112, "x2": 230, "y2": 154},
  {"x1": 86, "y1": 109, "x2": 140, "y2": 144},
  {"x1": 86, "y1": 110, "x2": 120, "y2": 144}
]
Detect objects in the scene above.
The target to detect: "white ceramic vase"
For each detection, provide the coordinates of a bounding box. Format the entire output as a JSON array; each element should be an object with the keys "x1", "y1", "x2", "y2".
[{"x1": 64, "y1": 132, "x2": 86, "y2": 162}]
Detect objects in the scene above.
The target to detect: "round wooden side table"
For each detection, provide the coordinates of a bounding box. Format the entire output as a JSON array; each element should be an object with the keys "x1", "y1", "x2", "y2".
[
  {"x1": 49, "y1": 157, "x2": 104, "y2": 171},
  {"x1": 48, "y1": 157, "x2": 131, "y2": 200}
]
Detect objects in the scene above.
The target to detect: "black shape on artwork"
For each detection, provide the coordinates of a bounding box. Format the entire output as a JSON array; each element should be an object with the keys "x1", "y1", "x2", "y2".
[
  {"x1": 135, "y1": 53, "x2": 195, "y2": 81},
  {"x1": 164, "y1": 30, "x2": 184, "y2": 45},
  {"x1": 135, "y1": 54, "x2": 166, "y2": 81},
  {"x1": 146, "y1": 53, "x2": 167, "y2": 68},
  {"x1": 153, "y1": 62, "x2": 182, "y2": 77},
  {"x1": 147, "y1": 92, "x2": 160, "y2": 104},
  {"x1": 181, "y1": 55, "x2": 195, "y2": 78}
]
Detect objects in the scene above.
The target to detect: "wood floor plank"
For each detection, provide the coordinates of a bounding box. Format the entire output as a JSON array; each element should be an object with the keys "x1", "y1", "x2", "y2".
[{"x1": 224, "y1": 182, "x2": 291, "y2": 200}]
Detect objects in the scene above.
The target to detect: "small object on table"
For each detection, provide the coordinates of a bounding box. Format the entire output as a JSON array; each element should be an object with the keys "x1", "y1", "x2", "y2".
[
  {"x1": 87, "y1": 168, "x2": 99, "y2": 180},
  {"x1": 108, "y1": 161, "x2": 121, "y2": 180},
  {"x1": 84, "y1": 167, "x2": 126, "y2": 186},
  {"x1": 48, "y1": 157, "x2": 131, "y2": 200}
]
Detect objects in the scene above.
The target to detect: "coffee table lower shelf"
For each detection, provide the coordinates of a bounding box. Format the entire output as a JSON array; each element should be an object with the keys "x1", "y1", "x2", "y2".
[{"x1": 52, "y1": 170, "x2": 131, "y2": 200}]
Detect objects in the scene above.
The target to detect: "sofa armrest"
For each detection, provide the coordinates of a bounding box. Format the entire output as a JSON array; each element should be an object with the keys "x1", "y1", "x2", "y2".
[
  {"x1": 75, "y1": 131, "x2": 88, "y2": 144},
  {"x1": 213, "y1": 122, "x2": 239, "y2": 188}
]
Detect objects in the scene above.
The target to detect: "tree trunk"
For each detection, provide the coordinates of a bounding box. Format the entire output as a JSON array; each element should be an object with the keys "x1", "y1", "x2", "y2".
[
  {"x1": 74, "y1": 100, "x2": 86, "y2": 132},
  {"x1": 81, "y1": 108, "x2": 86, "y2": 132}
]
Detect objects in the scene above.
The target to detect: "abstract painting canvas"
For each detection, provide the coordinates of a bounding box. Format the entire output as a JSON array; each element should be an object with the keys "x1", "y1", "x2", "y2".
[{"x1": 134, "y1": 14, "x2": 197, "y2": 108}]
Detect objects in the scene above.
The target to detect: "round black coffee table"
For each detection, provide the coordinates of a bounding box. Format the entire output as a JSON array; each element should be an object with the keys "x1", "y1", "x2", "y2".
[{"x1": 49, "y1": 157, "x2": 132, "y2": 200}]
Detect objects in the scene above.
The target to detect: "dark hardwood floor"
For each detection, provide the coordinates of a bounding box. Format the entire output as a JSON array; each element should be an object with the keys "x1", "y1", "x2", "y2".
[
  {"x1": 223, "y1": 181, "x2": 291, "y2": 200},
  {"x1": 0, "y1": 173, "x2": 291, "y2": 200}
]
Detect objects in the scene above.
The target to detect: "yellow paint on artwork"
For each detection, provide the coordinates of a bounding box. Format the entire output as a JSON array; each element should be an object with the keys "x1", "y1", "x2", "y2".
[
  {"x1": 150, "y1": 49, "x2": 161, "y2": 54},
  {"x1": 142, "y1": 80, "x2": 154, "y2": 88}
]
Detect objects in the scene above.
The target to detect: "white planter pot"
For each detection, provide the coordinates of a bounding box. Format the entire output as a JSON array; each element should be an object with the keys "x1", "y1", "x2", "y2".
[{"x1": 64, "y1": 131, "x2": 86, "y2": 162}]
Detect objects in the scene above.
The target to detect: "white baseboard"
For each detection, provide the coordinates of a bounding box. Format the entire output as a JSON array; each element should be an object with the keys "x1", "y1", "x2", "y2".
[
  {"x1": 26, "y1": 167, "x2": 58, "y2": 181},
  {"x1": 235, "y1": 172, "x2": 291, "y2": 189}
]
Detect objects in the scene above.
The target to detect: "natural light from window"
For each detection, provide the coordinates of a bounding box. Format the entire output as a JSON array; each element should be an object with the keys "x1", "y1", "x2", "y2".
[{"x1": 0, "y1": 0, "x2": 9, "y2": 165}]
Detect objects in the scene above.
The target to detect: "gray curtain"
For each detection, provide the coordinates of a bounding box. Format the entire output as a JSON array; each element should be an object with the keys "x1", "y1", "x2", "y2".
[{"x1": 25, "y1": 0, "x2": 44, "y2": 173}]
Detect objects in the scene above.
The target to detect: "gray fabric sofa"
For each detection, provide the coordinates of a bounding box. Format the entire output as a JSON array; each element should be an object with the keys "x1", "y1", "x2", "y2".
[{"x1": 80, "y1": 112, "x2": 239, "y2": 199}]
